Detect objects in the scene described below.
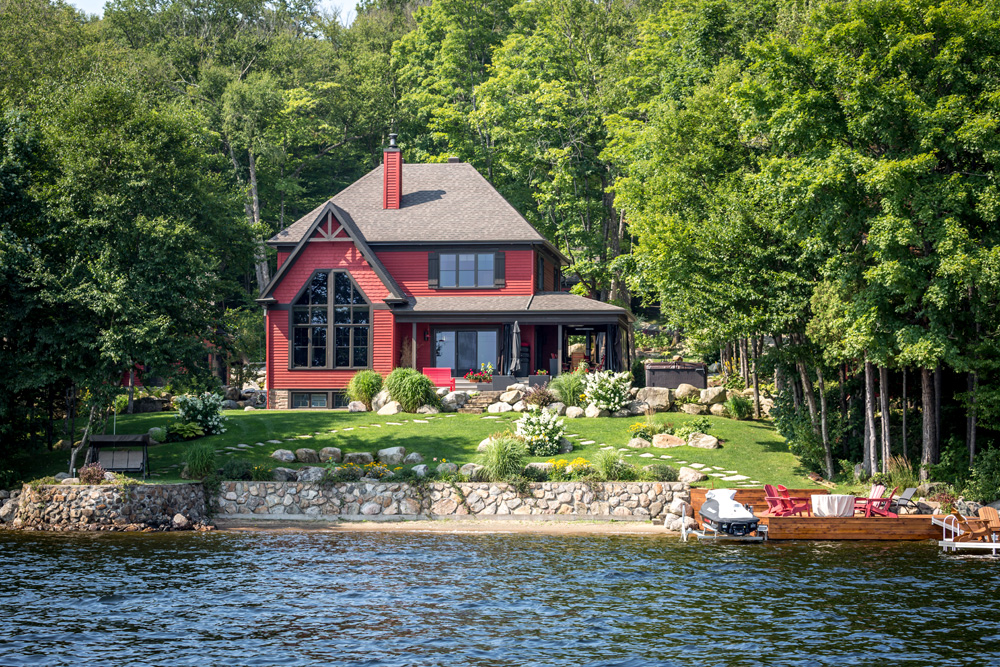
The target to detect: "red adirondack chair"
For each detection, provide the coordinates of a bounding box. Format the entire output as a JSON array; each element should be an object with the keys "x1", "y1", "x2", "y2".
[
  {"x1": 854, "y1": 484, "x2": 886, "y2": 515},
  {"x1": 776, "y1": 484, "x2": 811, "y2": 517},
  {"x1": 763, "y1": 484, "x2": 789, "y2": 516},
  {"x1": 421, "y1": 367, "x2": 456, "y2": 392},
  {"x1": 862, "y1": 486, "x2": 899, "y2": 518}
]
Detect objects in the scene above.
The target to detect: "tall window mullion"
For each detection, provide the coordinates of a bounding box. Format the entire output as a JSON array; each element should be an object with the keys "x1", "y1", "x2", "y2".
[{"x1": 291, "y1": 271, "x2": 370, "y2": 369}]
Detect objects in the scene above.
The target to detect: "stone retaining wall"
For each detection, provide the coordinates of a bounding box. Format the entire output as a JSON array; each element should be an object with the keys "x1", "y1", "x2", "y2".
[
  {"x1": 12, "y1": 483, "x2": 207, "y2": 531},
  {"x1": 215, "y1": 481, "x2": 690, "y2": 521}
]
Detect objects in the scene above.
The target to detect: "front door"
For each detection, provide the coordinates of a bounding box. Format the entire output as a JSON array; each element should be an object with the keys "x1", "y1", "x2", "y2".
[{"x1": 434, "y1": 329, "x2": 498, "y2": 377}]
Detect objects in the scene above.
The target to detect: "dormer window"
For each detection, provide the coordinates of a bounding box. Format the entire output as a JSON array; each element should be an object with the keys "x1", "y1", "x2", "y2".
[
  {"x1": 290, "y1": 271, "x2": 370, "y2": 369},
  {"x1": 428, "y1": 251, "x2": 505, "y2": 289}
]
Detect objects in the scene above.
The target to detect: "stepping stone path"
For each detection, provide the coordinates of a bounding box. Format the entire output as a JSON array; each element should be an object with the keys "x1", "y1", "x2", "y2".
[
  {"x1": 237, "y1": 444, "x2": 252, "y2": 449},
  {"x1": 297, "y1": 435, "x2": 312, "y2": 439},
  {"x1": 343, "y1": 428, "x2": 354, "y2": 432},
  {"x1": 580, "y1": 440, "x2": 596, "y2": 445},
  {"x1": 660, "y1": 455, "x2": 670, "y2": 459},
  {"x1": 225, "y1": 447, "x2": 240, "y2": 452},
  {"x1": 688, "y1": 463, "x2": 704, "y2": 469},
  {"x1": 601, "y1": 446, "x2": 615, "y2": 450},
  {"x1": 723, "y1": 470, "x2": 737, "y2": 474},
  {"x1": 386, "y1": 422, "x2": 403, "y2": 425},
  {"x1": 413, "y1": 419, "x2": 429, "y2": 424},
  {"x1": 373, "y1": 424, "x2": 382, "y2": 428},
  {"x1": 267, "y1": 440, "x2": 283, "y2": 444},
  {"x1": 566, "y1": 434, "x2": 580, "y2": 438},
  {"x1": 639, "y1": 453, "x2": 654, "y2": 458},
  {"x1": 482, "y1": 416, "x2": 501, "y2": 420},
  {"x1": 712, "y1": 466, "x2": 725, "y2": 470},
  {"x1": 255, "y1": 442, "x2": 265, "y2": 447},
  {"x1": 709, "y1": 473, "x2": 726, "y2": 478},
  {"x1": 723, "y1": 475, "x2": 750, "y2": 481}
]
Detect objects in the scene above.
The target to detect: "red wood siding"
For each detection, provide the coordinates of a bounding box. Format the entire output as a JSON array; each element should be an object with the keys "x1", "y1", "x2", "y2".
[
  {"x1": 276, "y1": 251, "x2": 289, "y2": 271},
  {"x1": 271, "y1": 240, "x2": 390, "y2": 304},
  {"x1": 373, "y1": 310, "x2": 395, "y2": 374},
  {"x1": 542, "y1": 254, "x2": 555, "y2": 291},
  {"x1": 384, "y1": 151, "x2": 402, "y2": 209},
  {"x1": 377, "y1": 249, "x2": 534, "y2": 296}
]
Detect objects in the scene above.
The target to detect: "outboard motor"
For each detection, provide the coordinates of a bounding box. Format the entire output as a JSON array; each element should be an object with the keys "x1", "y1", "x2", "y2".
[{"x1": 699, "y1": 489, "x2": 760, "y2": 536}]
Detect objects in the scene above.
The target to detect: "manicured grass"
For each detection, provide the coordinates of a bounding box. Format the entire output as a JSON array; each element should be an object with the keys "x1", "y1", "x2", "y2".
[{"x1": 27, "y1": 409, "x2": 828, "y2": 491}]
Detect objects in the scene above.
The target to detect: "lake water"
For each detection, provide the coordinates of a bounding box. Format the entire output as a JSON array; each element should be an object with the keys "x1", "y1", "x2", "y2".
[{"x1": 2, "y1": 530, "x2": 998, "y2": 666}]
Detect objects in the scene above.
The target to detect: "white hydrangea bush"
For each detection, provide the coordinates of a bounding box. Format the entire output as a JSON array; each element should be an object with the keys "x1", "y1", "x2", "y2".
[
  {"x1": 515, "y1": 409, "x2": 565, "y2": 456},
  {"x1": 175, "y1": 392, "x2": 228, "y2": 435},
  {"x1": 583, "y1": 370, "x2": 633, "y2": 412}
]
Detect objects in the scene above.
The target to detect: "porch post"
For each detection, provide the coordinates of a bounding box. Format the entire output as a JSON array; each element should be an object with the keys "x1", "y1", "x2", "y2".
[
  {"x1": 557, "y1": 324, "x2": 563, "y2": 376},
  {"x1": 411, "y1": 322, "x2": 417, "y2": 369}
]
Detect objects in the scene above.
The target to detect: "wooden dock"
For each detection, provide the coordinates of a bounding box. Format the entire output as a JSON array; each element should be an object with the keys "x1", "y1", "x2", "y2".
[{"x1": 690, "y1": 488, "x2": 938, "y2": 541}]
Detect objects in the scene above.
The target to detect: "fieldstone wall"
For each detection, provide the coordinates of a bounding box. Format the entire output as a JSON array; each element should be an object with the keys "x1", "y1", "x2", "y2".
[
  {"x1": 11, "y1": 483, "x2": 207, "y2": 532},
  {"x1": 215, "y1": 481, "x2": 690, "y2": 522}
]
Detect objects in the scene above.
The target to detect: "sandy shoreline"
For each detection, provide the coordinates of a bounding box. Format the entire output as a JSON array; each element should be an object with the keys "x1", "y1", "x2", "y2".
[{"x1": 214, "y1": 517, "x2": 678, "y2": 536}]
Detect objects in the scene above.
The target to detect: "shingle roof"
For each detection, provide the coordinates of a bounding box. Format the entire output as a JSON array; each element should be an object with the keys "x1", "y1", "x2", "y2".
[
  {"x1": 267, "y1": 163, "x2": 547, "y2": 246},
  {"x1": 397, "y1": 292, "x2": 628, "y2": 314}
]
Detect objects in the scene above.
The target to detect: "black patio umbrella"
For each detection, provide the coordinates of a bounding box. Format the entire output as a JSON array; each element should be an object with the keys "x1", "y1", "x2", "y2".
[{"x1": 508, "y1": 321, "x2": 522, "y2": 375}]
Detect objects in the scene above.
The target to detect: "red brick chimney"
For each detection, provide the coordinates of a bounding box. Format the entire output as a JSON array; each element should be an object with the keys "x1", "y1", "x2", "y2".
[{"x1": 383, "y1": 133, "x2": 402, "y2": 210}]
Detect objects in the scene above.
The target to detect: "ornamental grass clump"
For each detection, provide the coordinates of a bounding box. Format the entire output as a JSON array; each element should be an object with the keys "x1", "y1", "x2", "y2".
[
  {"x1": 184, "y1": 442, "x2": 217, "y2": 479},
  {"x1": 593, "y1": 449, "x2": 639, "y2": 481},
  {"x1": 385, "y1": 368, "x2": 438, "y2": 412},
  {"x1": 478, "y1": 431, "x2": 528, "y2": 482},
  {"x1": 175, "y1": 392, "x2": 227, "y2": 435},
  {"x1": 549, "y1": 369, "x2": 586, "y2": 407},
  {"x1": 724, "y1": 394, "x2": 753, "y2": 420},
  {"x1": 515, "y1": 409, "x2": 565, "y2": 456},
  {"x1": 346, "y1": 370, "x2": 383, "y2": 409},
  {"x1": 582, "y1": 370, "x2": 632, "y2": 412}
]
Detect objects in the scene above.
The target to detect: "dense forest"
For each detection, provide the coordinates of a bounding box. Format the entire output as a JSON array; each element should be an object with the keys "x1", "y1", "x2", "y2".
[{"x1": 2, "y1": 0, "x2": 999, "y2": 494}]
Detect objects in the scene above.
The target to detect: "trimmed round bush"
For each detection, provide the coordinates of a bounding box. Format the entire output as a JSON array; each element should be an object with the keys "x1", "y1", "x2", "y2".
[{"x1": 347, "y1": 370, "x2": 383, "y2": 409}]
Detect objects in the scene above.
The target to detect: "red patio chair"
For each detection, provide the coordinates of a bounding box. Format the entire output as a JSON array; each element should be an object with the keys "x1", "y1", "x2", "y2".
[
  {"x1": 863, "y1": 486, "x2": 899, "y2": 518},
  {"x1": 854, "y1": 484, "x2": 886, "y2": 515},
  {"x1": 763, "y1": 484, "x2": 789, "y2": 517},
  {"x1": 776, "y1": 484, "x2": 811, "y2": 517},
  {"x1": 420, "y1": 367, "x2": 456, "y2": 392}
]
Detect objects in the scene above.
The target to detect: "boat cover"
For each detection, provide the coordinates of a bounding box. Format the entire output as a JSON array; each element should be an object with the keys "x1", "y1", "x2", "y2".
[{"x1": 703, "y1": 489, "x2": 755, "y2": 521}]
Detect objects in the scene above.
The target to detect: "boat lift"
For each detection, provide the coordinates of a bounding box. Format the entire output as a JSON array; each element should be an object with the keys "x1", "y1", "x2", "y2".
[
  {"x1": 933, "y1": 513, "x2": 1000, "y2": 555},
  {"x1": 679, "y1": 502, "x2": 768, "y2": 543}
]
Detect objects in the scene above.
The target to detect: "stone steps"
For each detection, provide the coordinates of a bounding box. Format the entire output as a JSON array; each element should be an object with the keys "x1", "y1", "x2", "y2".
[{"x1": 458, "y1": 391, "x2": 502, "y2": 414}]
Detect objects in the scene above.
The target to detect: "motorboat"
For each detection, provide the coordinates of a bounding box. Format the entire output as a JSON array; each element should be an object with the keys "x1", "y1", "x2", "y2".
[{"x1": 681, "y1": 488, "x2": 767, "y2": 542}]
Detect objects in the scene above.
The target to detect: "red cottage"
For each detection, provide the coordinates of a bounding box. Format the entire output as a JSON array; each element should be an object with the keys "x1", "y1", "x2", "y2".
[{"x1": 258, "y1": 135, "x2": 633, "y2": 409}]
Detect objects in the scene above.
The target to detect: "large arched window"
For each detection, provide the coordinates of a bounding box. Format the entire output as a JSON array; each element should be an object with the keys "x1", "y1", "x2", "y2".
[{"x1": 291, "y1": 271, "x2": 370, "y2": 369}]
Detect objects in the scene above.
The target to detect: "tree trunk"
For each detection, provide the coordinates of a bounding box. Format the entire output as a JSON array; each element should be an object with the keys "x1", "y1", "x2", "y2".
[
  {"x1": 127, "y1": 368, "x2": 135, "y2": 414},
  {"x1": 68, "y1": 405, "x2": 98, "y2": 476},
  {"x1": 864, "y1": 359, "x2": 877, "y2": 476},
  {"x1": 817, "y1": 366, "x2": 833, "y2": 479},
  {"x1": 967, "y1": 371, "x2": 977, "y2": 466},
  {"x1": 751, "y1": 336, "x2": 761, "y2": 419},
  {"x1": 920, "y1": 367, "x2": 937, "y2": 481},
  {"x1": 934, "y1": 363, "x2": 942, "y2": 454},
  {"x1": 839, "y1": 365, "x2": 849, "y2": 457},
  {"x1": 879, "y1": 365, "x2": 891, "y2": 473},
  {"x1": 902, "y1": 367, "x2": 907, "y2": 461},
  {"x1": 797, "y1": 361, "x2": 819, "y2": 435},
  {"x1": 248, "y1": 151, "x2": 271, "y2": 292}
]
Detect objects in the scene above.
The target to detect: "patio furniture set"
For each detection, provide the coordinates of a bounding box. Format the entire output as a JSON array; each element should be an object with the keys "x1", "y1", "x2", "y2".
[{"x1": 762, "y1": 483, "x2": 918, "y2": 519}]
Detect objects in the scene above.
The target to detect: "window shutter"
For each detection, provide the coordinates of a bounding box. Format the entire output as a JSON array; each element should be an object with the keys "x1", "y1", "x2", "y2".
[
  {"x1": 428, "y1": 252, "x2": 439, "y2": 288},
  {"x1": 494, "y1": 251, "x2": 505, "y2": 287}
]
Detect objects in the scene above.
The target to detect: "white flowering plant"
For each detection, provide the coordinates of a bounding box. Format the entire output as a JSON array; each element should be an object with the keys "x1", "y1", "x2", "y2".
[
  {"x1": 174, "y1": 392, "x2": 228, "y2": 435},
  {"x1": 582, "y1": 370, "x2": 633, "y2": 412},
  {"x1": 515, "y1": 409, "x2": 565, "y2": 456}
]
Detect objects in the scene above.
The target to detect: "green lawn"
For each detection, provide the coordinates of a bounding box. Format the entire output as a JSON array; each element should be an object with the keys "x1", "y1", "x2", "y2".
[{"x1": 26, "y1": 409, "x2": 828, "y2": 491}]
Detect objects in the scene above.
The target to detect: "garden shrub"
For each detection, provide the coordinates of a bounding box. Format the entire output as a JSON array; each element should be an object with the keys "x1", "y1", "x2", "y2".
[
  {"x1": 547, "y1": 457, "x2": 593, "y2": 481},
  {"x1": 549, "y1": 369, "x2": 586, "y2": 407},
  {"x1": 724, "y1": 394, "x2": 753, "y2": 420},
  {"x1": 671, "y1": 417, "x2": 712, "y2": 442},
  {"x1": 523, "y1": 384, "x2": 556, "y2": 408},
  {"x1": 0, "y1": 469, "x2": 18, "y2": 489},
  {"x1": 641, "y1": 464, "x2": 678, "y2": 482},
  {"x1": 385, "y1": 368, "x2": 438, "y2": 412},
  {"x1": 175, "y1": 393, "x2": 227, "y2": 435},
  {"x1": 771, "y1": 392, "x2": 825, "y2": 474},
  {"x1": 169, "y1": 421, "x2": 205, "y2": 440},
  {"x1": 887, "y1": 456, "x2": 918, "y2": 490},
  {"x1": 628, "y1": 417, "x2": 668, "y2": 441},
  {"x1": 184, "y1": 442, "x2": 217, "y2": 479},
  {"x1": 870, "y1": 471, "x2": 891, "y2": 488},
  {"x1": 478, "y1": 431, "x2": 528, "y2": 482},
  {"x1": 964, "y1": 448, "x2": 1000, "y2": 503},
  {"x1": 147, "y1": 427, "x2": 167, "y2": 442},
  {"x1": 630, "y1": 358, "x2": 646, "y2": 388},
  {"x1": 346, "y1": 370, "x2": 383, "y2": 409},
  {"x1": 521, "y1": 465, "x2": 549, "y2": 482},
  {"x1": 583, "y1": 370, "x2": 632, "y2": 412},
  {"x1": 79, "y1": 462, "x2": 107, "y2": 485},
  {"x1": 515, "y1": 409, "x2": 565, "y2": 456},
  {"x1": 220, "y1": 458, "x2": 254, "y2": 481},
  {"x1": 250, "y1": 464, "x2": 273, "y2": 482},
  {"x1": 593, "y1": 449, "x2": 638, "y2": 481},
  {"x1": 324, "y1": 461, "x2": 363, "y2": 483}
]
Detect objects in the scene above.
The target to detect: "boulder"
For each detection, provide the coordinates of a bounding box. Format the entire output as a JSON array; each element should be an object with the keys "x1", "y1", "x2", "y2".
[
  {"x1": 699, "y1": 387, "x2": 727, "y2": 405},
  {"x1": 54, "y1": 472, "x2": 71, "y2": 481},
  {"x1": 545, "y1": 402, "x2": 567, "y2": 416},
  {"x1": 565, "y1": 406, "x2": 584, "y2": 419},
  {"x1": 500, "y1": 390, "x2": 524, "y2": 405},
  {"x1": 172, "y1": 513, "x2": 190, "y2": 530},
  {"x1": 680, "y1": 403, "x2": 708, "y2": 416},
  {"x1": 244, "y1": 406, "x2": 256, "y2": 411},
  {"x1": 348, "y1": 401, "x2": 368, "y2": 412},
  {"x1": 678, "y1": 466, "x2": 708, "y2": 483},
  {"x1": 270, "y1": 449, "x2": 296, "y2": 463},
  {"x1": 272, "y1": 467, "x2": 297, "y2": 482},
  {"x1": 436, "y1": 387, "x2": 450, "y2": 397},
  {"x1": 477, "y1": 437, "x2": 495, "y2": 452},
  {"x1": 505, "y1": 383, "x2": 527, "y2": 392},
  {"x1": 487, "y1": 402, "x2": 513, "y2": 413},
  {"x1": 585, "y1": 404, "x2": 609, "y2": 418},
  {"x1": 412, "y1": 464, "x2": 430, "y2": 478},
  {"x1": 416, "y1": 404, "x2": 440, "y2": 414},
  {"x1": 344, "y1": 451, "x2": 374, "y2": 465},
  {"x1": 222, "y1": 399, "x2": 239, "y2": 410},
  {"x1": 133, "y1": 396, "x2": 163, "y2": 413},
  {"x1": 628, "y1": 401, "x2": 650, "y2": 416},
  {"x1": 652, "y1": 433, "x2": 685, "y2": 448},
  {"x1": 403, "y1": 452, "x2": 424, "y2": 465},
  {"x1": 525, "y1": 462, "x2": 554, "y2": 474},
  {"x1": 378, "y1": 446, "x2": 407, "y2": 465},
  {"x1": 674, "y1": 383, "x2": 701, "y2": 401},
  {"x1": 513, "y1": 400, "x2": 528, "y2": 412},
  {"x1": 627, "y1": 437, "x2": 652, "y2": 449},
  {"x1": 297, "y1": 466, "x2": 325, "y2": 483},
  {"x1": 629, "y1": 386, "x2": 640, "y2": 397},
  {"x1": 669, "y1": 497, "x2": 691, "y2": 516},
  {"x1": 0, "y1": 499, "x2": 17, "y2": 523},
  {"x1": 559, "y1": 438, "x2": 573, "y2": 454},
  {"x1": 636, "y1": 387, "x2": 672, "y2": 412},
  {"x1": 0, "y1": 490, "x2": 8, "y2": 500},
  {"x1": 372, "y1": 389, "x2": 392, "y2": 411},
  {"x1": 442, "y1": 391, "x2": 468, "y2": 408},
  {"x1": 460, "y1": 463, "x2": 486, "y2": 481},
  {"x1": 60, "y1": 478, "x2": 79, "y2": 485},
  {"x1": 224, "y1": 386, "x2": 241, "y2": 401},
  {"x1": 319, "y1": 447, "x2": 342, "y2": 463},
  {"x1": 687, "y1": 433, "x2": 721, "y2": 449},
  {"x1": 295, "y1": 448, "x2": 320, "y2": 463},
  {"x1": 377, "y1": 401, "x2": 403, "y2": 416},
  {"x1": 709, "y1": 403, "x2": 728, "y2": 417},
  {"x1": 437, "y1": 462, "x2": 458, "y2": 475}
]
